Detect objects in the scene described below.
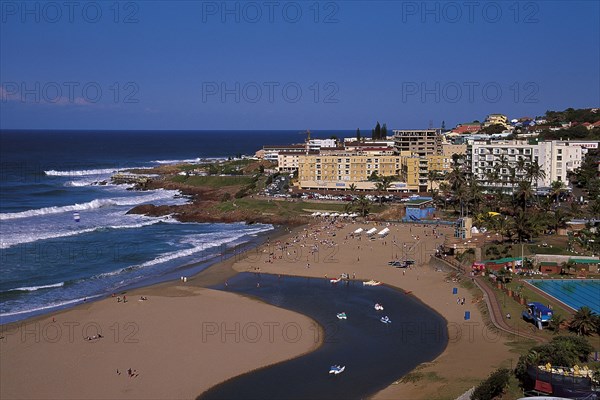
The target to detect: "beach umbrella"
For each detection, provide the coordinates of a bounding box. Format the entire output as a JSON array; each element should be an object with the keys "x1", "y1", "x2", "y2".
[
  {"x1": 331, "y1": 213, "x2": 339, "y2": 217},
  {"x1": 321, "y1": 212, "x2": 330, "y2": 217}
]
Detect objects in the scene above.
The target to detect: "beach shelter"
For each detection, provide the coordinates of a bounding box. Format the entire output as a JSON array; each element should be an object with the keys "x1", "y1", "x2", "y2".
[
  {"x1": 366, "y1": 228, "x2": 378, "y2": 236},
  {"x1": 353, "y1": 228, "x2": 363, "y2": 235},
  {"x1": 378, "y1": 227, "x2": 390, "y2": 238}
]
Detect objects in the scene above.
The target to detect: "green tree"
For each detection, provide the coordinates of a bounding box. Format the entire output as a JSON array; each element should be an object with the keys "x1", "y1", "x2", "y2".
[
  {"x1": 381, "y1": 123, "x2": 387, "y2": 138},
  {"x1": 550, "y1": 180, "x2": 566, "y2": 205},
  {"x1": 548, "y1": 313, "x2": 566, "y2": 335},
  {"x1": 348, "y1": 183, "x2": 357, "y2": 192},
  {"x1": 375, "y1": 176, "x2": 393, "y2": 205},
  {"x1": 353, "y1": 195, "x2": 371, "y2": 217},
  {"x1": 471, "y1": 368, "x2": 510, "y2": 400},
  {"x1": 515, "y1": 180, "x2": 534, "y2": 211},
  {"x1": 356, "y1": 128, "x2": 361, "y2": 142},
  {"x1": 372, "y1": 121, "x2": 381, "y2": 140},
  {"x1": 428, "y1": 170, "x2": 440, "y2": 193},
  {"x1": 368, "y1": 171, "x2": 379, "y2": 181},
  {"x1": 569, "y1": 306, "x2": 599, "y2": 336}
]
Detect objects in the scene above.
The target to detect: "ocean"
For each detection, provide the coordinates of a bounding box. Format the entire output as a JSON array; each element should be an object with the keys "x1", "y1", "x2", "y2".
[{"x1": 0, "y1": 129, "x2": 352, "y2": 323}]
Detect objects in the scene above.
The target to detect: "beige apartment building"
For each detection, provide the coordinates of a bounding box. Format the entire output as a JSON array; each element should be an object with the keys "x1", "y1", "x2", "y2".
[
  {"x1": 297, "y1": 150, "x2": 452, "y2": 192},
  {"x1": 401, "y1": 155, "x2": 452, "y2": 192}
]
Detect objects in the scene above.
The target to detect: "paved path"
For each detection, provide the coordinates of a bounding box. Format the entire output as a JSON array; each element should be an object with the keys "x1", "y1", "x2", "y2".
[
  {"x1": 473, "y1": 276, "x2": 546, "y2": 342},
  {"x1": 434, "y1": 255, "x2": 546, "y2": 343}
]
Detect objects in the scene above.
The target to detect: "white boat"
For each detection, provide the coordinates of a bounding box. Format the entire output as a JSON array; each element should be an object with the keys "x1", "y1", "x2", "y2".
[
  {"x1": 329, "y1": 365, "x2": 346, "y2": 375},
  {"x1": 380, "y1": 316, "x2": 391, "y2": 324},
  {"x1": 336, "y1": 312, "x2": 347, "y2": 320},
  {"x1": 363, "y1": 280, "x2": 382, "y2": 286},
  {"x1": 374, "y1": 303, "x2": 384, "y2": 311},
  {"x1": 330, "y1": 278, "x2": 342, "y2": 284}
]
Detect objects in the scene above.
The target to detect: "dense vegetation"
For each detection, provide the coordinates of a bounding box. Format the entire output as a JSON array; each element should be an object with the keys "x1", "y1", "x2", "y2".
[
  {"x1": 471, "y1": 368, "x2": 510, "y2": 400},
  {"x1": 515, "y1": 335, "x2": 595, "y2": 389}
]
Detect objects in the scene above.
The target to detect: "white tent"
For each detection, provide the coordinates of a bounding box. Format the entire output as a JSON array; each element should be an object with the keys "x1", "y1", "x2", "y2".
[
  {"x1": 378, "y1": 227, "x2": 390, "y2": 237},
  {"x1": 366, "y1": 228, "x2": 378, "y2": 236},
  {"x1": 353, "y1": 228, "x2": 363, "y2": 235}
]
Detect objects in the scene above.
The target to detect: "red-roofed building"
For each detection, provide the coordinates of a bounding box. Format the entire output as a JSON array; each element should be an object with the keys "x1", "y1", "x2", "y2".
[{"x1": 452, "y1": 123, "x2": 481, "y2": 134}]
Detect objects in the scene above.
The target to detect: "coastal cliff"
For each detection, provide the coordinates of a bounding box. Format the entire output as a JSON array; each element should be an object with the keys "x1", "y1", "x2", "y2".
[{"x1": 127, "y1": 202, "x2": 307, "y2": 225}]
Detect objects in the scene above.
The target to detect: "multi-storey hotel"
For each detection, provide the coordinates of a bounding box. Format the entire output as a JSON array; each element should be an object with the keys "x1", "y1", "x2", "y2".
[
  {"x1": 467, "y1": 140, "x2": 584, "y2": 191},
  {"x1": 297, "y1": 150, "x2": 452, "y2": 192}
]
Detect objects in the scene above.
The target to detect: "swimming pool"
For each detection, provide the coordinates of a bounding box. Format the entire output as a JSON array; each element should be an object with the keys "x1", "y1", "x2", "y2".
[{"x1": 526, "y1": 279, "x2": 600, "y2": 314}]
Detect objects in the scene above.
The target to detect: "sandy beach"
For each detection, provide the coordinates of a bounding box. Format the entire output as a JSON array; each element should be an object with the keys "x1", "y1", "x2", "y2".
[
  {"x1": 0, "y1": 272, "x2": 320, "y2": 399},
  {"x1": 1, "y1": 220, "x2": 516, "y2": 399}
]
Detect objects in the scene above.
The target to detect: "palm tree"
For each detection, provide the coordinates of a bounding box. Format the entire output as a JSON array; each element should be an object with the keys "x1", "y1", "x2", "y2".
[
  {"x1": 374, "y1": 176, "x2": 393, "y2": 205},
  {"x1": 497, "y1": 154, "x2": 510, "y2": 192},
  {"x1": 550, "y1": 180, "x2": 566, "y2": 205},
  {"x1": 525, "y1": 161, "x2": 546, "y2": 191},
  {"x1": 428, "y1": 170, "x2": 439, "y2": 193},
  {"x1": 466, "y1": 176, "x2": 483, "y2": 215},
  {"x1": 348, "y1": 183, "x2": 357, "y2": 192},
  {"x1": 438, "y1": 182, "x2": 450, "y2": 210},
  {"x1": 569, "y1": 306, "x2": 599, "y2": 336},
  {"x1": 447, "y1": 165, "x2": 467, "y2": 216},
  {"x1": 548, "y1": 314, "x2": 566, "y2": 335},
  {"x1": 516, "y1": 158, "x2": 527, "y2": 180},
  {"x1": 352, "y1": 195, "x2": 371, "y2": 217},
  {"x1": 516, "y1": 180, "x2": 534, "y2": 211}
]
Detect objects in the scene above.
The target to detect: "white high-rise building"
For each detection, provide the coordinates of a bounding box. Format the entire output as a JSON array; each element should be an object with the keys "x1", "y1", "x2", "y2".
[{"x1": 467, "y1": 140, "x2": 585, "y2": 191}]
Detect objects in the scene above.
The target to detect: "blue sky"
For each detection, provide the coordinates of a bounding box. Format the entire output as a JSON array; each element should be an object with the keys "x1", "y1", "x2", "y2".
[{"x1": 1, "y1": 0, "x2": 599, "y2": 130}]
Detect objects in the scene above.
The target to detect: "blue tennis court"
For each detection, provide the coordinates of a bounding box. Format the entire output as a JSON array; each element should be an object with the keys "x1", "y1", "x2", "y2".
[{"x1": 527, "y1": 279, "x2": 600, "y2": 314}]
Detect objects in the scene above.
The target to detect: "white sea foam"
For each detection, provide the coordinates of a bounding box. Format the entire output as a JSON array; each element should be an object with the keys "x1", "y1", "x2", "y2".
[
  {"x1": 90, "y1": 224, "x2": 273, "y2": 280},
  {"x1": 0, "y1": 295, "x2": 102, "y2": 318},
  {"x1": 6, "y1": 282, "x2": 65, "y2": 292},
  {"x1": 0, "y1": 190, "x2": 183, "y2": 221},
  {"x1": 64, "y1": 178, "x2": 112, "y2": 187},
  {"x1": 152, "y1": 157, "x2": 228, "y2": 164},
  {"x1": 0, "y1": 219, "x2": 164, "y2": 249},
  {"x1": 45, "y1": 168, "x2": 121, "y2": 176}
]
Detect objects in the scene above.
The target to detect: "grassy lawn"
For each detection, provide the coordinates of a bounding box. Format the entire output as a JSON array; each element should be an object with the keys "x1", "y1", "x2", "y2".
[
  {"x1": 170, "y1": 175, "x2": 253, "y2": 188},
  {"x1": 479, "y1": 277, "x2": 572, "y2": 339}
]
